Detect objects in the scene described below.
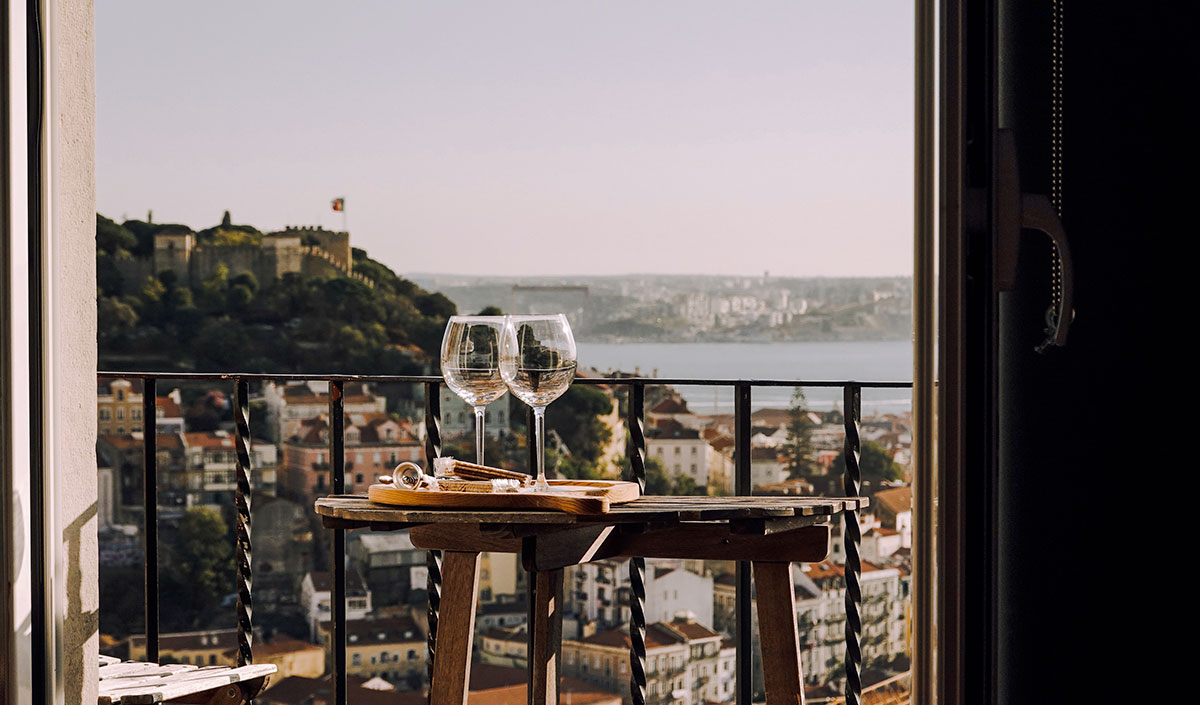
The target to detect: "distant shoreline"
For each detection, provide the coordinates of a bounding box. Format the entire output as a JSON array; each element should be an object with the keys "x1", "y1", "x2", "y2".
[{"x1": 576, "y1": 331, "x2": 911, "y2": 345}]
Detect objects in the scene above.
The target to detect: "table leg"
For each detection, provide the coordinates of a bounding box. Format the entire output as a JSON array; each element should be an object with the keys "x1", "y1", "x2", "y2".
[
  {"x1": 752, "y1": 561, "x2": 806, "y2": 705},
  {"x1": 430, "y1": 551, "x2": 481, "y2": 705},
  {"x1": 530, "y1": 569, "x2": 564, "y2": 705}
]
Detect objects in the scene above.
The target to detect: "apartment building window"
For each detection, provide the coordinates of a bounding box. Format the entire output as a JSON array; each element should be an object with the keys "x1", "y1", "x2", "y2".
[
  {"x1": 352, "y1": 653, "x2": 361, "y2": 666},
  {"x1": 99, "y1": 409, "x2": 109, "y2": 420},
  {"x1": 132, "y1": 408, "x2": 141, "y2": 420},
  {"x1": 116, "y1": 408, "x2": 124, "y2": 420}
]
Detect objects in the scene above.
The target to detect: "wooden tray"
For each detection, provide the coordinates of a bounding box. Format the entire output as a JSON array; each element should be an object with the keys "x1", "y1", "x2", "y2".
[{"x1": 367, "y1": 479, "x2": 640, "y2": 514}]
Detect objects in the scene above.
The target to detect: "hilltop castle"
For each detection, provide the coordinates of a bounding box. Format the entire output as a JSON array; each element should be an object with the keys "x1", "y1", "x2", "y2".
[{"x1": 116, "y1": 222, "x2": 373, "y2": 289}]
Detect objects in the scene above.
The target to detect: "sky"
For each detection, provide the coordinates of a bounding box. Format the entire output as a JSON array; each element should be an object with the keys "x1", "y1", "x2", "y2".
[{"x1": 96, "y1": 1, "x2": 913, "y2": 278}]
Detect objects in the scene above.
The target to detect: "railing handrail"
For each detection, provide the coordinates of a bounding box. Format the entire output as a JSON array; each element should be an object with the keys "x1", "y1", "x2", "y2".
[{"x1": 98, "y1": 369, "x2": 912, "y2": 389}]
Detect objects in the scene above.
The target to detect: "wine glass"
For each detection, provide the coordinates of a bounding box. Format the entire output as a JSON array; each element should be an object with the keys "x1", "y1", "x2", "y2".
[
  {"x1": 441, "y1": 316, "x2": 508, "y2": 465},
  {"x1": 500, "y1": 314, "x2": 577, "y2": 491}
]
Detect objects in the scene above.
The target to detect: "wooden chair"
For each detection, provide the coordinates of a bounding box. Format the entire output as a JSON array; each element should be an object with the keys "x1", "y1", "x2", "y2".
[{"x1": 98, "y1": 655, "x2": 275, "y2": 705}]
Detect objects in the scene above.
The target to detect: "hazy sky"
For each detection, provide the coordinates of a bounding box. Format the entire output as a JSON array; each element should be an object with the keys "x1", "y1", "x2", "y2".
[{"x1": 97, "y1": 1, "x2": 913, "y2": 278}]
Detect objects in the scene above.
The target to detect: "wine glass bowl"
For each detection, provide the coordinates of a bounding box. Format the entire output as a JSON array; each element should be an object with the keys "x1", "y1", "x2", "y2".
[
  {"x1": 500, "y1": 314, "x2": 577, "y2": 490},
  {"x1": 440, "y1": 316, "x2": 507, "y2": 464}
]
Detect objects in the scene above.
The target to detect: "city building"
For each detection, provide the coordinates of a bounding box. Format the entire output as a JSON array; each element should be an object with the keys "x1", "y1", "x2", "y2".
[
  {"x1": 97, "y1": 378, "x2": 185, "y2": 436},
  {"x1": 96, "y1": 432, "x2": 187, "y2": 524},
  {"x1": 301, "y1": 570, "x2": 371, "y2": 641},
  {"x1": 278, "y1": 414, "x2": 421, "y2": 504},
  {"x1": 316, "y1": 614, "x2": 425, "y2": 688},
  {"x1": 563, "y1": 616, "x2": 733, "y2": 705},
  {"x1": 263, "y1": 381, "x2": 388, "y2": 443},
  {"x1": 748, "y1": 446, "x2": 787, "y2": 490},
  {"x1": 224, "y1": 638, "x2": 325, "y2": 683},
  {"x1": 475, "y1": 598, "x2": 528, "y2": 634},
  {"x1": 249, "y1": 493, "x2": 314, "y2": 613},
  {"x1": 477, "y1": 625, "x2": 528, "y2": 669},
  {"x1": 565, "y1": 561, "x2": 714, "y2": 637},
  {"x1": 347, "y1": 531, "x2": 427, "y2": 608},
  {"x1": 438, "y1": 385, "x2": 511, "y2": 440},
  {"x1": 646, "y1": 425, "x2": 710, "y2": 489},
  {"x1": 183, "y1": 430, "x2": 278, "y2": 506},
  {"x1": 128, "y1": 628, "x2": 241, "y2": 667},
  {"x1": 871, "y1": 486, "x2": 913, "y2": 549}
]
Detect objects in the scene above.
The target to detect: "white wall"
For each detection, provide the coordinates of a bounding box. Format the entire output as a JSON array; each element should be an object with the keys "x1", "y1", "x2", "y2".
[{"x1": 51, "y1": 1, "x2": 98, "y2": 704}]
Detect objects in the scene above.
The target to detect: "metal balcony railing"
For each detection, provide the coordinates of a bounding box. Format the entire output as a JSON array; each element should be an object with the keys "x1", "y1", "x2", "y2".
[{"x1": 96, "y1": 370, "x2": 910, "y2": 705}]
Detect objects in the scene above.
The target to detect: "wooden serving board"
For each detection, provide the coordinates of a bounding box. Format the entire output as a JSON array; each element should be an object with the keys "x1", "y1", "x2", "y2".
[{"x1": 367, "y1": 479, "x2": 640, "y2": 514}]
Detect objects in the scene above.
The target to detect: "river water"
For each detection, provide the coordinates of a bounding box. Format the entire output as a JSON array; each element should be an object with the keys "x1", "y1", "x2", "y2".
[{"x1": 576, "y1": 340, "x2": 913, "y2": 414}]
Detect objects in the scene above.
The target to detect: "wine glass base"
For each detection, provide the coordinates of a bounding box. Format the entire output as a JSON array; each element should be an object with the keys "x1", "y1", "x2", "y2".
[{"x1": 527, "y1": 480, "x2": 553, "y2": 492}]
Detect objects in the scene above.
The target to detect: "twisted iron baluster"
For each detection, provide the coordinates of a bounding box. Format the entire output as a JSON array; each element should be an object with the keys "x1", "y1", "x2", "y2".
[
  {"x1": 142, "y1": 377, "x2": 160, "y2": 662},
  {"x1": 626, "y1": 383, "x2": 648, "y2": 705},
  {"x1": 842, "y1": 384, "x2": 862, "y2": 705},
  {"x1": 233, "y1": 378, "x2": 254, "y2": 667},
  {"x1": 329, "y1": 380, "x2": 346, "y2": 705},
  {"x1": 424, "y1": 381, "x2": 443, "y2": 694}
]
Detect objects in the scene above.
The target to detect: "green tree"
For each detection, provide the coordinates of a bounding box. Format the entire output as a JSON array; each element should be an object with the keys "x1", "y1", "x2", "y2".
[
  {"x1": 545, "y1": 386, "x2": 613, "y2": 463},
  {"x1": 614, "y1": 454, "x2": 670, "y2": 495},
  {"x1": 671, "y1": 474, "x2": 707, "y2": 496},
  {"x1": 96, "y1": 214, "x2": 136, "y2": 255},
  {"x1": 781, "y1": 388, "x2": 820, "y2": 479},
  {"x1": 830, "y1": 440, "x2": 905, "y2": 487},
  {"x1": 477, "y1": 306, "x2": 504, "y2": 316},
  {"x1": 163, "y1": 507, "x2": 234, "y2": 630},
  {"x1": 97, "y1": 296, "x2": 139, "y2": 343}
]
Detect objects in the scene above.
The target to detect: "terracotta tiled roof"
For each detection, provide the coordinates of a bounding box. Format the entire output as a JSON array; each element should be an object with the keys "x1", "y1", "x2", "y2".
[
  {"x1": 709, "y1": 436, "x2": 735, "y2": 452},
  {"x1": 99, "y1": 433, "x2": 183, "y2": 451},
  {"x1": 873, "y1": 486, "x2": 912, "y2": 516},
  {"x1": 580, "y1": 623, "x2": 685, "y2": 649},
  {"x1": 128, "y1": 628, "x2": 238, "y2": 651},
  {"x1": 750, "y1": 408, "x2": 791, "y2": 425},
  {"x1": 750, "y1": 446, "x2": 780, "y2": 461},
  {"x1": 184, "y1": 431, "x2": 236, "y2": 449},
  {"x1": 666, "y1": 618, "x2": 720, "y2": 641},
  {"x1": 230, "y1": 638, "x2": 320, "y2": 657},
  {"x1": 646, "y1": 426, "x2": 700, "y2": 440},
  {"x1": 650, "y1": 398, "x2": 690, "y2": 414},
  {"x1": 156, "y1": 396, "x2": 182, "y2": 418},
  {"x1": 318, "y1": 615, "x2": 422, "y2": 643}
]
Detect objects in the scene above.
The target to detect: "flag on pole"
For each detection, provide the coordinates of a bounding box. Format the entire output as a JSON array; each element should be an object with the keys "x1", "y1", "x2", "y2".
[{"x1": 331, "y1": 197, "x2": 345, "y2": 212}]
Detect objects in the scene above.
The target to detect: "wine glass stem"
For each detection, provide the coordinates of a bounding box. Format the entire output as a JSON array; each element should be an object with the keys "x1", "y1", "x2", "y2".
[
  {"x1": 533, "y1": 406, "x2": 547, "y2": 487},
  {"x1": 474, "y1": 406, "x2": 486, "y2": 465}
]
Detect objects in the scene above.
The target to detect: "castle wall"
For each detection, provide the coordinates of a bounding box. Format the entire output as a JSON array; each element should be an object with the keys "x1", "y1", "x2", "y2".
[{"x1": 307, "y1": 229, "x2": 351, "y2": 272}]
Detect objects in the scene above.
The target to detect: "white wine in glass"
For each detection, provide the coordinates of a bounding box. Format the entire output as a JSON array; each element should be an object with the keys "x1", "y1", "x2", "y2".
[
  {"x1": 500, "y1": 314, "x2": 577, "y2": 491},
  {"x1": 441, "y1": 316, "x2": 507, "y2": 465}
]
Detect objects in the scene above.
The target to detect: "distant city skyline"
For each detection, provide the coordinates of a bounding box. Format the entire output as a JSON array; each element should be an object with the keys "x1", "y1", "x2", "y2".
[{"x1": 97, "y1": 1, "x2": 914, "y2": 278}]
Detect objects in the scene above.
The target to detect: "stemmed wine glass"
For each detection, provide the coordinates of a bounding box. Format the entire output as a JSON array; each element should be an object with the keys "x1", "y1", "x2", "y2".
[
  {"x1": 441, "y1": 316, "x2": 508, "y2": 465},
  {"x1": 500, "y1": 314, "x2": 577, "y2": 491}
]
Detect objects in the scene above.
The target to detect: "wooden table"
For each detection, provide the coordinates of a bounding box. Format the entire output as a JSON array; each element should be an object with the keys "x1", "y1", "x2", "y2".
[{"x1": 315, "y1": 495, "x2": 867, "y2": 705}]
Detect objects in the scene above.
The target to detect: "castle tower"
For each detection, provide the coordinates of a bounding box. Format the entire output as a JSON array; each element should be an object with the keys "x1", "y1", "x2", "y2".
[{"x1": 152, "y1": 227, "x2": 194, "y2": 281}]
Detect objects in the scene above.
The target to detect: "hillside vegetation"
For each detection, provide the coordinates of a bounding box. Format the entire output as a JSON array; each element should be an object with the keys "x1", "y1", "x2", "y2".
[{"x1": 96, "y1": 214, "x2": 455, "y2": 373}]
